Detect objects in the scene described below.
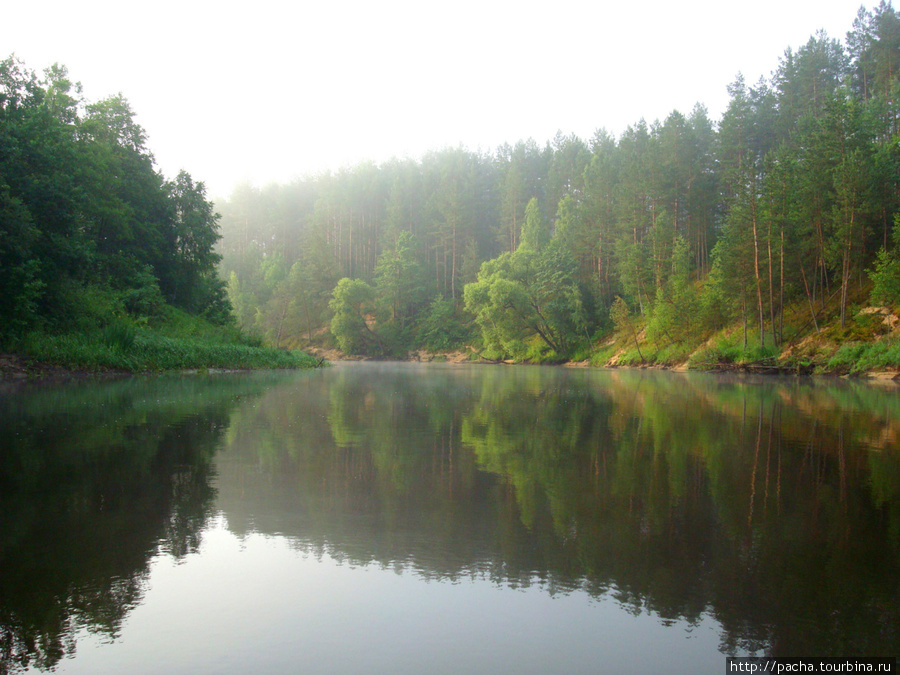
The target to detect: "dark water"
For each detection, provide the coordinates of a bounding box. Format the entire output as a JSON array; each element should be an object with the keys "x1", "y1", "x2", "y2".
[{"x1": 1, "y1": 363, "x2": 898, "y2": 673}]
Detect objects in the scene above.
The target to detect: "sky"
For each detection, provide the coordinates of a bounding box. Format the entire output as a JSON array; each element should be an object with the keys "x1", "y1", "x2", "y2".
[{"x1": 4, "y1": 0, "x2": 870, "y2": 199}]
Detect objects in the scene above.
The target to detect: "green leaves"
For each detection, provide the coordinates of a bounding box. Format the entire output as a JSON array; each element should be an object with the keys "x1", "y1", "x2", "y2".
[
  {"x1": 868, "y1": 216, "x2": 900, "y2": 306},
  {"x1": 519, "y1": 197, "x2": 550, "y2": 252},
  {"x1": 464, "y1": 209, "x2": 586, "y2": 360},
  {"x1": 419, "y1": 295, "x2": 470, "y2": 352},
  {"x1": 0, "y1": 56, "x2": 229, "y2": 338},
  {"x1": 374, "y1": 231, "x2": 423, "y2": 327},
  {"x1": 329, "y1": 277, "x2": 379, "y2": 355}
]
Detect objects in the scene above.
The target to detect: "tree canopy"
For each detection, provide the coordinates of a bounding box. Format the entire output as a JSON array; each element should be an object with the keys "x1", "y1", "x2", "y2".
[
  {"x1": 198, "y1": 4, "x2": 900, "y2": 358},
  {"x1": 0, "y1": 57, "x2": 229, "y2": 339}
]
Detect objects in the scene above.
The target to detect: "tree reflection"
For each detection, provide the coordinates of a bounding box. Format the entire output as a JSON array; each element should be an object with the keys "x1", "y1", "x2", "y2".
[
  {"x1": 4, "y1": 366, "x2": 897, "y2": 670},
  {"x1": 217, "y1": 365, "x2": 900, "y2": 656},
  {"x1": 0, "y1": 375, "x2": 279, "y2": 674}
]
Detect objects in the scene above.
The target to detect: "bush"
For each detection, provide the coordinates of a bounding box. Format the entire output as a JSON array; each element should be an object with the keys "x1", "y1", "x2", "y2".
[
  {"x1": 617, "y1": 347, "x2": 647, "y2": 366},
  {"x1": 55, "y1": 284, "x2": 126, "y2": 333},
  {"x1": 589, "y1": 344, "x2": 617, "y2": 367},
  {"x1": 868, "y1": 242, "x2": 900, "y2": 307},
  {"x1": 122, "y1": 266, "x2": 166, "y2": 318},
  {"x1": 688, "y1": 334, "x2": 778, "y2": 369},
  {"x1": 525, "y1": 340, "x2": 563, "y2": 364},
  {"x1": 652, "y1": 341, "x2": 695, "y2": 365},
  {"x1": 827, "y1": 338, "x2": 900, "y2": 373},
  {"x1": 419, "y1": 296, "x2": 471, "y2": 352}
]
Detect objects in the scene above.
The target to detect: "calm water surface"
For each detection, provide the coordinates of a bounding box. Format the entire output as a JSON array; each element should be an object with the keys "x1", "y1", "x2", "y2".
[{"x1": 1, "y1": 363, "x2": 898, "y2": 673}]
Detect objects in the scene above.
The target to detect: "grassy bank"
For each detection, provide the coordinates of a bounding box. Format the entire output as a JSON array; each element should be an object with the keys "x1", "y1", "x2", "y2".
[
  {"x1": 289, "y1": 286, "x2": 900, "y2": 379},
  {"x1": 17, "y1": 330, "x2": 319, "y2": 372},
  {"x1": 591, "y1": 297, "x2": 900, "y2": 378},
  {"x1": 3, "y1": 308, "x2": 321, "y2": 377}
]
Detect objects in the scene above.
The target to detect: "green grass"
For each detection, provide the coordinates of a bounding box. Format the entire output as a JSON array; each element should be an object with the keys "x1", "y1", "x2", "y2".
[
  {"x1": 826, "y1": 337, "x2": 900, "y2": 374},
  {"x1": 150, "y1": 305, "x2": 264, "y2": 347},
  {"x1": 688, "y1": 332, "x2": 781, "y2": 370},
  {"x1": 616, "y1": 347, "x2": 648, "y2": 366},
  {"x1": 589, "y1": 343, "x2": 617, "y2": 367},
  {"x1": 99, "y1": 320, "x2": 137, "y2": 351},
  {"x1": 18, "y1": 323, "x2": 320, "y2": 373},
  {"x1": 649, "y1": 341, "x2": 696, "y2": 366}
]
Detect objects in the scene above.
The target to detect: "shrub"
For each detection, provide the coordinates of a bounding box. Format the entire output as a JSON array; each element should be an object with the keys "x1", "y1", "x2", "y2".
[
  {"x1": 122, "y1": 266, "x2": 166, "y2": 318},
  {"x1": 827, "y1": 338, "x2": 900, "y2": 373},
  {"x1": 419, "y1": 296, "x2": 471, "y2": 352},
  {"x1": 868, "y1": 246, "x2": 900, "y2": 307}
]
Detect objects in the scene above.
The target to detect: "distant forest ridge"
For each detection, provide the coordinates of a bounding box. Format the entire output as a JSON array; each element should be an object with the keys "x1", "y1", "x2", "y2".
[
  {"x1": 216, "y1": 2, "x2": 900, "y2": 362},
  {"x1": 2, "y1": 4, "x2": 900, "y2": 368}
]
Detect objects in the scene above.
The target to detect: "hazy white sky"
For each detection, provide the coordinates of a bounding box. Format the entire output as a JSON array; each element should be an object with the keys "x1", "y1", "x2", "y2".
[{"x1": 4, "y1": 0, "x2": 868, "y2": 199}]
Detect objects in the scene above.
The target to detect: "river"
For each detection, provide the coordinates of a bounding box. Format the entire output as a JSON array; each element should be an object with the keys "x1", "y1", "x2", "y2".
[{"x1": 1, "y1": 362, "x2": 898, "y2": 673}]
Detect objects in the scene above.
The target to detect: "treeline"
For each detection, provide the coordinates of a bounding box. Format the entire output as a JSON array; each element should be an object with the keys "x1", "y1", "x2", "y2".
[
  {"x1": 0, "y1": 57, "x2": 229, "y2": 341},
  {"x1": 219, "y1": 4, "x2": 899, "y2": 360}
]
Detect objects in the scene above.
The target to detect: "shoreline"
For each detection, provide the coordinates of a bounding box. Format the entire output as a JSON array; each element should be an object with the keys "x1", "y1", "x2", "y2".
[
  {"x1": 307, "y1": 348, "x2": 900, "y2": 383},
  {"x1": 3, "y1": 348, "x2": 898, "y2": 386},
  {"x1": 0, "y1": 353, "x2": 131, "y2": 384},
  {"x1": 0, "y1": 353, "x2": 312, "y2": 387}
]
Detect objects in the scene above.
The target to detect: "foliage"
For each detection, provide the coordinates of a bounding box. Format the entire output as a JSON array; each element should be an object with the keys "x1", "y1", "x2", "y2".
[
  {"x1": 328, "y1": 278, "x2": 381, "y2": 355},
  {"x1": 20, "y1": 325, "x2": 317, "y2": 372},
  {"x1": 868, "y1": 216, "x2": 900, "y2": 306},
  {"x1": 122, "y1": 266, "x2": 167, "y2": 318},
  {"x1": 99, "y1": 320, "x2": 136, "y2": 352},
  {"x1": 645, "y1": 236, "x2": 699, "y2": 347},
  {"x1": 0, "y1": 56, "x2": 231, "y2": 345},
  {"x1": 868, "y1": 246, "x2": 900, "y2": 305},
  {"x1": 419, "y1": 295, "x2": 472, "y2": 352},
  {"x1": 687, "y1": 333, "x2": 782, "y2": 369},
  {"x1": 610, "y1": 296, "x2": 644, "y2": 362},
  {"x1": 464, "y1": 206, "x2": 588, "y2": 360},
  {"x1": 827, "y1": 336, "x2": 900, "y2": 372},
  {"x1": 207, "y1": 4, "x2": 900, "y2": 364},
  {"x1": 374, "y1": 231, "x2": 425, "y2": 329}
]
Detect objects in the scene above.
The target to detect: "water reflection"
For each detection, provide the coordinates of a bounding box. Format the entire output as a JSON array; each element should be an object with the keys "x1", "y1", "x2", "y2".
[
  {"x1": 0, "y1": 374, "x2": 291, "y2": 673},
  {"x1": 1, "y1": 365, "x2": 899, "y2": 673},
  {"x1": 217, "y1": 364, "x2": 900, "y2": 657}
]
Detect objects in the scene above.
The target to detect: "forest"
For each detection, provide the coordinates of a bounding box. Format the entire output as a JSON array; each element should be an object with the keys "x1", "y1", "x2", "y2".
[
  {"x1": 217, "y1": 2, "x2": 900, "y2": 369},
  {"x1": 0, "y1": 58, "x2": 229, "y2": 330},
  {"x1": 0, "y1": 56, "x2": 315, "y2": 371},
  {"x1": 3, "y1": 5, "x2": 900, "y2": 372}
]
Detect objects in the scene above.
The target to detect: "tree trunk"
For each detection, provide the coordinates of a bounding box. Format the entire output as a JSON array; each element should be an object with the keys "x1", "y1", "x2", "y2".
[
  {"x1": 779, "y1": 227, "x2": 785, "y2": 344},
  {"x1": 840, "y1": 209, "x2": 855, "y2": 329},
  {"x1": 451, "y1": 222, "x2": 458, "y2": 299},
  {"x1": 767, "y1": 219, "x2": 776, "y2": 346},
  {"x1": 275, "y1": 303, "x2": 288, "y2": 347},
  {"x1": 799, "y1": 259, "x2": 820, "y2": 334},
  {"x1": 751, "y1": 195, "x2": 765, "y2": 347},
  {"x1": 742, "y1": 294, "x2": 748, "y2": 351}
]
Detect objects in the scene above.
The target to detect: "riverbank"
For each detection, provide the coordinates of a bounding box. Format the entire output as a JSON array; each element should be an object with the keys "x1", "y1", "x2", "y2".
[
  {"x1": 0, "y1": 329, "x2": 322, "y2": 384},
  {"x1": 278, "y1": 285, "x2": 900, "y2": 381},
  {"x1": 0, "y1": 353, "x2": 127, "y2": 383},
  {"x1": 304, "y1": 332, "x2": 900, "y2": 382},
  {"x1": 0, "y1": 349, "x2": 320, "y2": 385},
  {"x1": 588, "y1": 302, "x2": 900, "y2": 381},
  {"x1": 305, "y1": 346, "x2": 899, "y2": 382}
]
